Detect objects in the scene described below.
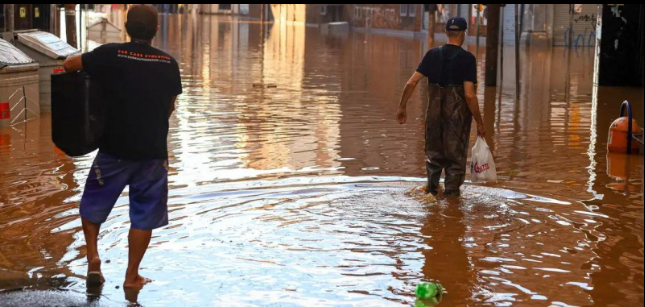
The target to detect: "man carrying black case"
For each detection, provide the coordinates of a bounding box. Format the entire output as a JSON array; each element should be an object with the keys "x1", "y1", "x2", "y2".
[{"x1": 61, "y1": 4, "x2": 182, "y2": 290}]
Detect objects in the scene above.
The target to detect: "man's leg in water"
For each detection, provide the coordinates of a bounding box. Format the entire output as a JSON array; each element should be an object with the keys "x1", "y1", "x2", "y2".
[
  {"x1": 124, "y1": 228, "x2": 152, "y2": 288},
  {"x1": 80, "y1": 152, "x2": 133, "y2": 284},
  {"x1": 425, "y1": 158, "x2": 444, "y2": 194},
  {"x1": 82, "y1": 217, "x2": 104, "y2": 282},
  {"x1": 425, "y1": 84, "x2": 444, "y2": 195},
  {"x1": 443, "y1": 121, "x2": 470, "y2": 195},
  {"x1": 124, "y1": 158, "x2": 169, "y2": 288},
  {"x1": 443, "y1": 87, "x2": 472, "y2": 196}
]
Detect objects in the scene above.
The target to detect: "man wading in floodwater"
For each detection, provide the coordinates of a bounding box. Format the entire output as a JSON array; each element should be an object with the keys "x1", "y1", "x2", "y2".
[
  {"x1": 396, "y1": 17, "x2": 485, "y2": 197},
  {"x1": 63, "y1": 4, "x2": 181, "y2": 289}
]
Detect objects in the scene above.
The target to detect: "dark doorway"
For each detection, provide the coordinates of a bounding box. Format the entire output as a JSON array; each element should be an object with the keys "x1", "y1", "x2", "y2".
[
  {"x1": 14, "y1": 4, "x2": 32, "y2": 30},
  {"x1": 328, "y1": 5, "x2": 342, "y2": 22},
  {"x1": 31, "y1": 4, "x2": 50, "y2": 31}
]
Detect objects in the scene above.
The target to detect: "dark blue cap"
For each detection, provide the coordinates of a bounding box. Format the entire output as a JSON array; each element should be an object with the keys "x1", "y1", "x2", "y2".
[{"x1": 446, "y1": 17, "x2": 468, "y2": 31}]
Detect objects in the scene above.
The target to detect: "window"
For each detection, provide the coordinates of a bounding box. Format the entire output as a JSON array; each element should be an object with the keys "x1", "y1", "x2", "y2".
[
  {"x1": 400, "y1": 4, "x2": 408, "y2": 17},
  {"x1": 408, "y1": 4, "x2": 417, "y2": 17},
  {"x1": 321, "y1": 5, "x2": 327, "y2": 15},
  {"x1": 400, "y1": 4, "x2": 417, "y2": 17}
]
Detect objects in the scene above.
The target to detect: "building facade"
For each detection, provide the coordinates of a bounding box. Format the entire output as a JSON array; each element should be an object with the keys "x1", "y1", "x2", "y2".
[{"x1": 249, "y1": 4, "x2": 604, "y2": 48}]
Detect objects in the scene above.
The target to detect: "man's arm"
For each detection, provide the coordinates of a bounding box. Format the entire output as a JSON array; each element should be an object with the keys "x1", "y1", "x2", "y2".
[
  {"x1": 169, "y1": 96, "x2": 177, "y2": 119},
  {"x1": 464, "y1": 81, "x2": 485, "y2": 137},
  {"x1": 396, "y1": 71, "x2": 425, "y2": 124},
  {"x1": 63, "y1": 55, "x2": 83, "y2": 72}
]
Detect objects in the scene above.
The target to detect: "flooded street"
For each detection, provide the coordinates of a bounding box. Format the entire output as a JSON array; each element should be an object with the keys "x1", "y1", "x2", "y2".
[{"x1": 1, "y1": 14, "x2": 644, "y2": 306}]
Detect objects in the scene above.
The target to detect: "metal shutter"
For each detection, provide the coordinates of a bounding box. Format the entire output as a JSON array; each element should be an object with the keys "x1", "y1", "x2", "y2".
[
  {"x1": 458, "y1": 4, "x2": 469, "y2": 19},
  {"x1": 503, "y1": 4, "x2": 516, "y2": 45},
  {"x1": 553, "y1": 4, "x2": 598, "y2": 47}
]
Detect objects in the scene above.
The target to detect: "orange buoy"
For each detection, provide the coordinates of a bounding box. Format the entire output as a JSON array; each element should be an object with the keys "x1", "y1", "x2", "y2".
[
  {"x1": 608, "y1": 101, "x2": 643, "y2": 154},
  {"x1": 607, "y1": 117, "x2": 641, "y2": 154}
]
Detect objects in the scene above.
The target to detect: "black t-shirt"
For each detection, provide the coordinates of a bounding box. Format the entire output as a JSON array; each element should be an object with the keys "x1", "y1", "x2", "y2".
[
  {"x1": 416, "y1": 44, "x2": 477, "y2": 87},
  {"x1": 82, "y1": 42, "x2": 182, "y2": 160}
]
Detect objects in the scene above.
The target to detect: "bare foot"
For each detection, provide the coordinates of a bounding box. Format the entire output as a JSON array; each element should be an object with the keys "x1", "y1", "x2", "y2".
[
  {"x1": 124, "y1": 287, "x2": 141, "y2": 303},
  {"x1": 87, "y1": 257, "x2": 105, "y2": 285},
  {"x1": 123, "y1": 274, "x2": 151, "y2": 289}
]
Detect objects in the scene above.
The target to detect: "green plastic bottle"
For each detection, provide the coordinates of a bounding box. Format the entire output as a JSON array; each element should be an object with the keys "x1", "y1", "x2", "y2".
[{"x1": 415, "y1": 282, "x2": 443, "y2": 300}]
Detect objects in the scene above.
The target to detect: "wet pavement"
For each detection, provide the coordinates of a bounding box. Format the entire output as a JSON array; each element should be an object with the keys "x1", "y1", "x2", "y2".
[{"x1": 1, "y1": 14, "x2": 644, "y2": 306}]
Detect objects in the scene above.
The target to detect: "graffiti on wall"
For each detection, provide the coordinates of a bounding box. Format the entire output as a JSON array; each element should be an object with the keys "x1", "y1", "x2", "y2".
[
  {"x1": 565, "y1": 27, "x2": 596, "y2": 47},
  {"x1": 353, "y1": 6, "x2": 397, "y2": 29},
  {"x1": 565, "y1": 13, "x2": 597, "y2": 47}
]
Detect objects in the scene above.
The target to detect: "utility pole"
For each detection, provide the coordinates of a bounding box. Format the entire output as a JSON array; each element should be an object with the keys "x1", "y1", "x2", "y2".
[
  {"x1": 498, "y1": 5, "x2": 505, "y2": 112},
  {"x1": 475, "y1": 4, "x2": 481, "y2": 57},
  {"x1": 4, "y1": 4, "x2": 15, "y2": 32},
  {"x1": 49, "y1": 4, "x2": 58, "y2": 35},
  {"x1": 65, "y1": 4, "x2": 77, "y2": 48},
  {"x1": 427, "y1": 4, "x2": 437, "y2": 48},
  {"x1": 484, "y1": 4, "x2": 501, "y2": 86},
  {"x1": 514, "y1": 3, "x2": 520, "y2": 101}
]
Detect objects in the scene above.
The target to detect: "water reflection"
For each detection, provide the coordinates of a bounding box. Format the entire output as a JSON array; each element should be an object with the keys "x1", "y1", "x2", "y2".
[
  {"x1": 0, "y1": 13, "x2": 643, "y2": 306},
  {"x1": 0, "y1": 118, "x2": 86, "y2": 290},
  {"x1": 420, "y1": 198, "x2": 473, "y2": 305}
]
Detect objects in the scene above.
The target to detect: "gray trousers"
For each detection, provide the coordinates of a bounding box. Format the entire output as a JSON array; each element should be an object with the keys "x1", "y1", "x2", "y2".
[{"x1": 424, "y1": 84, "x2": 472, "y2": 193}]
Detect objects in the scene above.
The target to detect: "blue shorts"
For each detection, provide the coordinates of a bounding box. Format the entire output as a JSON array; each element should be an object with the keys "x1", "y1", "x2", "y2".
[{"x1": 80, "y1": 152, "x2": 169, "y2": 230}]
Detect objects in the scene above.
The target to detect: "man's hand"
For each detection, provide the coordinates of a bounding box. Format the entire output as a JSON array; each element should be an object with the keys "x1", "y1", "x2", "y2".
[
  {"x1": 396, "y1": 107, "x2": 407, "y2": 124},
  {"x1": 63, "y1": 55, "x2": 83, "y2": 72},
  {"x1": 477, "y1": 121, "x2": 486, "y2": 138},
  {"x1": 396, "y1": 72, "x2": 424, "y2": 125}
]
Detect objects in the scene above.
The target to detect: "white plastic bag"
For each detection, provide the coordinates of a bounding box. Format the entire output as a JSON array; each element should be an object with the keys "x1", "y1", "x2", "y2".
[{"x1": 470, "y1": 137, "x2": 497, "y2": 183}]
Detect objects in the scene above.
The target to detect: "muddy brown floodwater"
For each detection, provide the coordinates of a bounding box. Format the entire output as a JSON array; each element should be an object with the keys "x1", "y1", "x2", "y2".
[{"x1": 1, "y1": 14, "x2": 643, "y2": 307}]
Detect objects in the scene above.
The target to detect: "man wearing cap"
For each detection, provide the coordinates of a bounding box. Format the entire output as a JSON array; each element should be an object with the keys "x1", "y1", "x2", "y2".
[
  {"x1": 63, "y1": 4, "x2": 181, "y2": 289},
  {"x1": 396, "y1": 17, "x2": 485, "y2": 197}
]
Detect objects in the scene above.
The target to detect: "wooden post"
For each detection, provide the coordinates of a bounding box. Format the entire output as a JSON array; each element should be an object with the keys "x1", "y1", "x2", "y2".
[
  {"x1": 49, "y1": 4, "x2": 57, "y2": 35},
  {"x1": 485, "y1": 4, "x2": 501, "y2": 86},
  {"x1": 498, "y1": 4, "x2": 506, "y2": 100},
  {"x1": 65, "y1": 4, "x2": 77, "y2": 48},
  {"x1": 567, "y1": 4, "x2": 574, "y2": 48},
  {"x1": 4, "y1": 4, "x2": 15, "y2": 31},
  {"x1": 476, "y1": 4, "x2": 481, "y2": 57},
  {"x1": 498, "y1": 6, "x2": 505, "y2": 110},
  {"x1": 55, "y1": 5, "x2": 62, "y2": 37},
  {"x1": 514, "y1": 3, "x2": 520, "y2": 101},
  {"x1": 483, "y1": 86, "x2": 497, "y2": 146},
  {"x1": 428, "y1": 4, "x2": 437, "y2": 48}
]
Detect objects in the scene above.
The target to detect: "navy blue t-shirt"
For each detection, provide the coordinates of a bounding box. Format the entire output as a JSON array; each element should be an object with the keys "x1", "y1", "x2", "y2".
[
  {"x1": 416, "y1": 44, "x2": 477, "y2": 87},
  {"x1": 82, "y1": 42, "x2": 182, "y2": 160}
]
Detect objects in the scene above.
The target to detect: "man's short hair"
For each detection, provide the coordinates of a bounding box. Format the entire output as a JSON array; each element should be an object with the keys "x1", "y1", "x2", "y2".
[
  {"x1": 447, "y1": 30, "x2": 464, "y2": 38},
  {"x1": 125, "y1": 4, "x2": 159, "y2": 40}
]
